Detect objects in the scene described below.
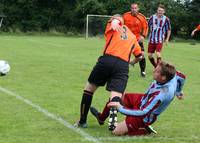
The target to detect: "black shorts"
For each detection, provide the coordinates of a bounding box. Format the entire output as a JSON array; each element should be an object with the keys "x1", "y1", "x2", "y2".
[
  {"x1": 88, "y1": 55, "x2": 129, "y2": 93},
  {"x1": 138, "y1": 41, "x2": 144, "y2": 51}
]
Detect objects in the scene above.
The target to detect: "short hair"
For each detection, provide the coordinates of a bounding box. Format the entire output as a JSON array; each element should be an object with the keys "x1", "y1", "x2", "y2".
[
  {"x1": 159, "y1": 61, "x2": 176, "y2": 81},
  {"x1": 131, "y1": 3, "x2": 138, "y2": 6},
  {"x1": 158, "y1": 4, "x2": 165, "y2": 10}
]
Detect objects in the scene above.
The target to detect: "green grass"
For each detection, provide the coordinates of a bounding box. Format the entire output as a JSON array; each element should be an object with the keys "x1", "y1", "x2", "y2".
[{"x1": 0, "y1": 35, "x2": 199, "y2": 143}]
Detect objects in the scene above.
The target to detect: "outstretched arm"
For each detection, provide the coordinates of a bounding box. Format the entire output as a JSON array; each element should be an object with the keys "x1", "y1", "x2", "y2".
[
  {"x1": 191, "y1": 25, "x2": 200, "y2": 37},
  {"x1": 108, "y1": 97, "x2": 161, "y2": 116},
  {"x1": 175, "y1": 71, "x2": 186, "y2": 100},
  {"x1": 191, "y1": 28, "x2": 198, "y2": 37}
]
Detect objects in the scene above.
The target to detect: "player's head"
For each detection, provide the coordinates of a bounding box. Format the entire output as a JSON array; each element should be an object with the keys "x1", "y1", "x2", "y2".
[
  {"x1": 111, "y1": 14, "x2": 124, "y2": 25},
  {"x1": 153, "y1": 61, "x2": 176, "y2": 83},
  {"x1": 157, "y1": 4, "x2": 165, "y2": 17},
  {"x1": 131, "y1": 3, "x2": 139, "y2": 15}
]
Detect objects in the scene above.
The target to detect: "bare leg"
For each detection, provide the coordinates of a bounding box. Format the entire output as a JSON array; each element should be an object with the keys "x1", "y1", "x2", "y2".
[
  {"x1": 84, "y1": 82, "x2": 98, "y2": 92},
  {"x1": 110, "y1": 91, "x2": 122, "y2": 100},
  {"x1": 112, "y1": 120, "x2": 128, "y2": 135},
  {"x1": 113, "y1": 120, "x2": 151, "y2": 136}
]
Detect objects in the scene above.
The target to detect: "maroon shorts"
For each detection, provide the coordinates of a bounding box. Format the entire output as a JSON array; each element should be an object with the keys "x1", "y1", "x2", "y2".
[
  {"x1": 122, "y1": 93, "x2": 143, "y2": 109},
  {"x1": 148, "y1": 43, "x2": 163, "y2": 53},
  {"x1": 122, "y1": 93, "x2": 149, "y2": 136}
]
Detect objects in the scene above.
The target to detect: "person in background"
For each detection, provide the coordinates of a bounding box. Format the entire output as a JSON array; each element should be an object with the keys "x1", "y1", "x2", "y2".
[
  {"x1": 191, "y1": 24, "x2": 200, "y2": 37},
  {"x1": 123, "y1": 3, "x2": 148, "y2": 77},
  {"x1": 148, "y1": 4, "x2": 171, "y2": 68}
]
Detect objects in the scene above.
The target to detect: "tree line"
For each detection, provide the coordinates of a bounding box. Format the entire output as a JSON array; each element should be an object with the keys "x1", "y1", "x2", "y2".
[{"x1": 0, "y1": 0, "x2": 199, "y2": 39}]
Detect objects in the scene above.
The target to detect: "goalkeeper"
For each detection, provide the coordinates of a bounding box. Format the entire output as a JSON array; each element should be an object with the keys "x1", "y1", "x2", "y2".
[
  {"x1": 90, "y1": 61, "x2": 186, "y2": 135},
  {"x1": 76, "y1": 14, "x2": 142, "y2": 131},
  {"x1": 123, "y1": 3, "x2": 148, "y2": 77}
]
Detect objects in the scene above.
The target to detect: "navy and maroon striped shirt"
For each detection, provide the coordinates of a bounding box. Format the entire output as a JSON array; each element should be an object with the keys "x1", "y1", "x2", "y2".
[
  {"x1": 118, "y1": 72, "x2": 186, "y2": 125},
  {"x1": 148, "y1": 14, "x2": 171, "y2": 44}
]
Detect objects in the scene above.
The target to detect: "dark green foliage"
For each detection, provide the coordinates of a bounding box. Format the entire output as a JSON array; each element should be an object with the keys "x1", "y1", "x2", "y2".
[{"x1": 0, "y1": 0, "x2": 199, "y2": 39}]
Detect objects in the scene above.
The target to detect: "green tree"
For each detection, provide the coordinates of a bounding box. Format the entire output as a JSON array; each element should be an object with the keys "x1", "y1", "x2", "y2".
[
  {"x1": 0, "y1": 0, "x2": 199, "y2": 39},
  {"x1": 74, "y1": 0, "x2": 106, "y2": 32}
]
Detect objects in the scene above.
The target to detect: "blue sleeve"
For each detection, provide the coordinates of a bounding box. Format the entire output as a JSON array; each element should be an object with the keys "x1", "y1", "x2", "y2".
[
  {"x1": 118, "y1": 97, "x2": 161, "y2": 116},
  {"x1": 145, "y1": 82, "x2": 154, "y2": 94},
  {"x1": 175, "y1": 71, "x2": 186, "y2": 96}
]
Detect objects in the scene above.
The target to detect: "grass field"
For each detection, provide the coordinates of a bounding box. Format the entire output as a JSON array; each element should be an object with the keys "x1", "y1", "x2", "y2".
[{"x1": 0, "y1": 35, "x2": 200, "y2": 143}]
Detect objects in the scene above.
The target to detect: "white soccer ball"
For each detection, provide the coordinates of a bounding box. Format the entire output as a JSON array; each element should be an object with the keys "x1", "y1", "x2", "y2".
[{"x1": 0, "y1": 60, "x2": 10, "y2": 76}]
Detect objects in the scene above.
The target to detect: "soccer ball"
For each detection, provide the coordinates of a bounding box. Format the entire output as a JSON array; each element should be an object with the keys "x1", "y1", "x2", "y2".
[{"x1": 0, "y1": 60, "x2": 10, "y2": 76}]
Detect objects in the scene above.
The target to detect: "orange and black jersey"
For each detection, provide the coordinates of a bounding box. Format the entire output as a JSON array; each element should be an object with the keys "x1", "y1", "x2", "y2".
[
  {"x1": 103, "y1": 22, "x2": 141, "y2": 63},
  {"x1": 123, "y1": 12, "x2": 148, "y2": 41}
]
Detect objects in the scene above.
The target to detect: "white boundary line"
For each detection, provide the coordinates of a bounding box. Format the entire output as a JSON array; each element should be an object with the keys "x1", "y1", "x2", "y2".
[
  {"x1": 1, "y1": 86, "x2": 199, "y2": 142},
  {"x1": 0, "y1": 86, "x2": 99, "y2": 143}
]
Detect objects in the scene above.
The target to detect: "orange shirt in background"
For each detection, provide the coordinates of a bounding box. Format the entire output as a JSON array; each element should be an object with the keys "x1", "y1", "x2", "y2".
[
  {"x1": 123, "y1": 12, "x2": 148, "y2": 41},
  {"x1": 196, "y1": 25, "x2": 200, "y2": 31},
  {"x1": 103, "y1": 22, "x2": 141, "y2": 62}
]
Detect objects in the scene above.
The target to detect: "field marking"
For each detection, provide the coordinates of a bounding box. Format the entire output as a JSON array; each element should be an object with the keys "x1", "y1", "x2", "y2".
[
  {"x1": 0, "y1": 86, "x2": 99, "y2": 143},
  {"x1": 1, "y1": 86, "x2": 199, "y2": 143}
]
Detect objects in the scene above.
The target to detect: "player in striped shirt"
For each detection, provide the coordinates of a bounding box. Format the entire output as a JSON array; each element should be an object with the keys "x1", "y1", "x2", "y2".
[
  {"x1": 148, "y1": 4, "x2": 171, "y2": 68},
  {"x1": 90, "y1": 61, "x2": 186, "y2": 135},
  {"x1": 191, "y1": 24, "x2": 200, "y2": 37}
]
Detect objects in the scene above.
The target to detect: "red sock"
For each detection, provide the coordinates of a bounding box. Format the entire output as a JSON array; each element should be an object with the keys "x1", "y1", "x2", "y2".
[{"x1": 99, "y1": 100, "x2": 110, "y2": 121}]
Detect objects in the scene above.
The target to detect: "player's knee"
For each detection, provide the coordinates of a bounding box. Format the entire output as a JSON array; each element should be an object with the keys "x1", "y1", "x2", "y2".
[
  {"x1": 112, "y1": 128, "x2": 124, "y2": 136},
  {"x1": 110, "y1": 91, "x2": 122, "y2": 99},
  {"x1": 84, "y1": 82, "x2": 97, "y2": 93},
  {"x1": 112, "y1": 127, "x2": 128, "y2": 136},
  {"x1": 112, "y1": 121, "x2": 128, "y2": 135},
  {"x1": 156, "y1": 52, "x2": 161, "y2": 57},
  {"x1": 112, "y1": 130, "x2": 119, "y2": 135}
]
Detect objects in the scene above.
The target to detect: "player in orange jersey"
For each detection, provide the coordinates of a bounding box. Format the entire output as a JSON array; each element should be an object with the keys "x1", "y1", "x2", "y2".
[
  {"x1": 123, "y1": 3, "x2": 148, "y2": 77},
  {"x1": 191, "y1": 24, "x2": 200, "y2": 37},
  {"x1": 75, "y1": 14, "x2": 142, "y2": 131}
]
